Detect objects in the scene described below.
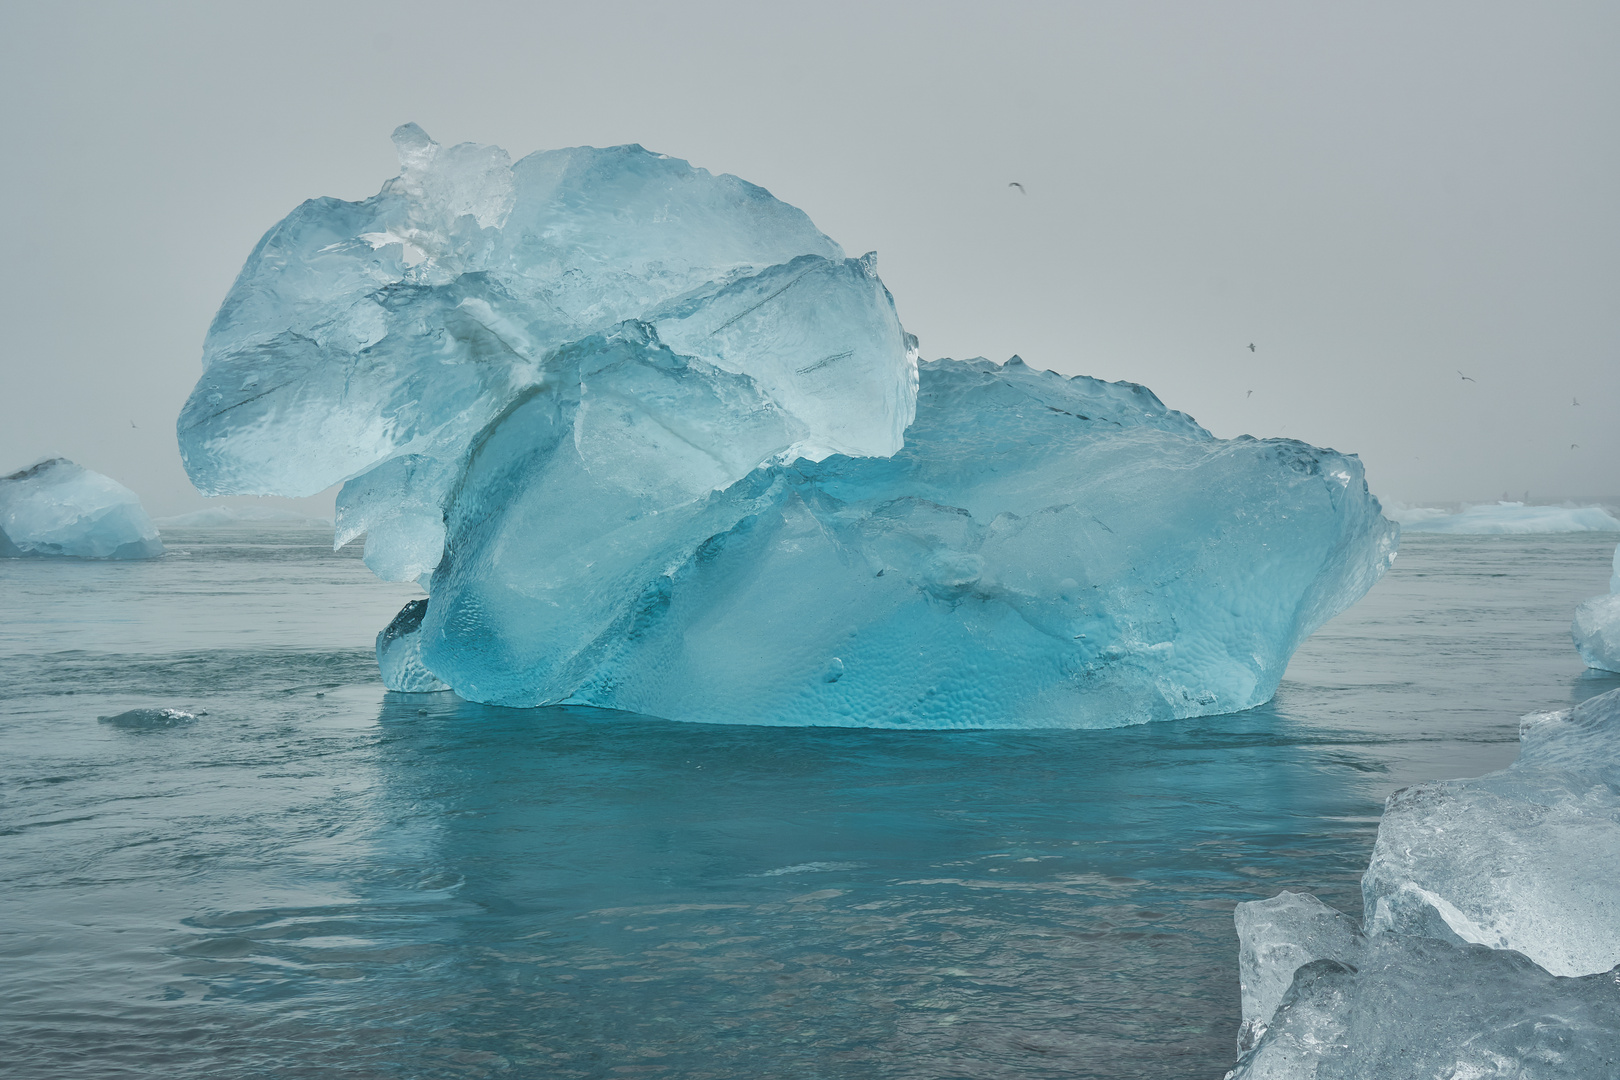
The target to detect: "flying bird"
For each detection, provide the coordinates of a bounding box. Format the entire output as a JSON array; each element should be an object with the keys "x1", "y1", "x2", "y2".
[
  {"x1": 1458, "y1": 371, "x2": 1475, "y2": 382},
  {"x1": 129, "y1": 420, "x2": 137, "y2": 428},
  {"x1": 1008, "y1": 182, "x2": 1026, "y2": 194},
  {"x1": 1247, "y1": 344, "x2": 1256, "y2": 352},
  {"x1": 1572, "y1": 443, "x2": 1580, "y2": 449},
  {"x1": 1246, "y1": 390, "x2": 1253, "y2": 398},
  {"x1": 1573, "y1": 396, "x2": 1580, "y2": 406}
]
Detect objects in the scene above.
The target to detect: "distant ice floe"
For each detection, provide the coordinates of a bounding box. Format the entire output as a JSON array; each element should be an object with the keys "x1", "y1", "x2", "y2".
[
  {"x1": 1573, "y1": 542, "x2": 1620, "y2": 673},
  {"x1": 0, "y1": 457, "x2": 164, "y2": 559},
  {"x1": 1390, "y1": 500, "x2": 1620, "y2": 534},
  {"x1": 1228, "y1": 688, "x2": 1620, "y2": 1078},
  {"x1": 154, "y1": 506, "x2": 332, "y2": 529}
]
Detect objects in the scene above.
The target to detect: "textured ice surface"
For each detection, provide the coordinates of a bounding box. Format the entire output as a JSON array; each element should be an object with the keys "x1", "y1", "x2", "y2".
[
  {"x1": 0, "y1": 458, "x2": 163, "y2": 560},
  {"x1": 1572, "y1": 543, "x2": 1620, "y2": 673},
  {"x1": 377, "y1": 599, "x2": 448, "y2": 693},
  {"x1": 1232, "y1": 688, "x2": 1620, "y2": 1077},
  {"x1": 180, "y1": 126, "x2": 1396, "y2": 726},
  {"x1": 1228, "y1": 933, "x2": 1620, "y2": 1080},
  {"x1": 1233, "y1": 891, "x2": 1360, "y2": 1054},
  {"x1": 1363, "y1": 688, "x2": 1620, "y2": 976},
  {"x1": 98, "y1": 708, "x2": 198, "y2": 730},
  {"x1": 1391, "y1": 500, "x2": 1620, "y2": 534},
  {"x1": 418, "y1": 356, "x2": 1395, "y2": 726}
]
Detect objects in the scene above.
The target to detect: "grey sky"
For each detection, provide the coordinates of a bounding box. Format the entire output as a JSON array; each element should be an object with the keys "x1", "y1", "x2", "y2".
[{"x1": 1, "y1": 1, "x2": 1614, "y2": 516}]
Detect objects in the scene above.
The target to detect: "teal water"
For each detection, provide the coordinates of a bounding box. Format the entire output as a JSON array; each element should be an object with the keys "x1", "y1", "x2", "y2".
[{"x1": 2, "y1": 531, "x2": 1616, "y2": 1079}]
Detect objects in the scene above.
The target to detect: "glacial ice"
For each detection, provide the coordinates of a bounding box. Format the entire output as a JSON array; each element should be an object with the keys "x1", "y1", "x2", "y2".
[
  {"x1": 179, "y1": 126, "x2": 1397, "y2": 726},
  {"x1": 1572, "y1": 543, "x2": 1620, "y2": 673},
  {"x1": 377, "y1": 599, "x2": 448, "y2": 693},
  {"x1": 0, "y1": 458, "x2": 164, "y2": 560},
  {"x1": 1231, "y1": 688, "x2": 1620, "y2": 1076},
  {"x1": 1390, "y1": 500, "x2": 1620, "y2": 534}
]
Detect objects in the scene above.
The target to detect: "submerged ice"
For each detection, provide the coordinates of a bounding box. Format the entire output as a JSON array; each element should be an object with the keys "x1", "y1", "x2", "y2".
[
  {"x1": 1231, "y1": 688, "x2": 1620, "y2": 1077},
  {"x1": 179, "y1": 125, "x2": 1396, "y2": 727},
  {"x1": 0, "y1": 458, "x2": 163, "y2": 560}
]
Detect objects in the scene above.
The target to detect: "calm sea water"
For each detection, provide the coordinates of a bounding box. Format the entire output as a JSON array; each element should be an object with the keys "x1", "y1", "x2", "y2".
[{"x1": 2, "y1": 530, "x2": 1616, "y2": 1079}]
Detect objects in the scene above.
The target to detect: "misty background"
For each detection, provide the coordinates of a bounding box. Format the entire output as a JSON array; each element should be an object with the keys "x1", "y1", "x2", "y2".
[{"x1": 1, "y1": 0, "x2": 1614, "y2": 518}]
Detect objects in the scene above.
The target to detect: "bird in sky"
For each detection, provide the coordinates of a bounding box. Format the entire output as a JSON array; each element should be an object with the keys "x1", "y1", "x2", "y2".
[
  {"x1": 1573, "y1": 396, "x2": 1580, "y2": 406},
  {"x1": 1572, "y1": 443, "x2": 1580, "y2": 449},
  {"x1": 129, "y1": 420, "x2": 137, "y2": 428},
  {"x1": 1458, "y1": 370, "x2": 1475, "y2": 382},
  {"x1": 1008, "y1": 182, "x2": 1026, "y2": 194},
  {"x1": 1246, "y1": 390, "x2": 1253, "y2": 398},
  {"x1": 1247, "y1": 343, "x2": 1256, "y2": 352}
]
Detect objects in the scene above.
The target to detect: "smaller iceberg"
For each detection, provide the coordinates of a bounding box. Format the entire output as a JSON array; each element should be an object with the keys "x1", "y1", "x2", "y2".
[
  {"x1": 1572, "y1": 542, "x2": 1620, "y2": 673},
  {"x1": 0, "y1": 458, "x2": 163, "y2": 559},
  {"x1": 1230, "y1": 688, "x2": 1620, "y2": 1076},
  {"x1": 1391, "y1": 500, "x2": 1620, "y2": 534},
  {"x1": 154, "y1": 506, "x2": 331, "y2": 529}
]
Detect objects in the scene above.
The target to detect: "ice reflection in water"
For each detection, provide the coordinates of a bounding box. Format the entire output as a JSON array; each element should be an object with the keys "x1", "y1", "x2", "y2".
[{"x1": 0, "y1": 530, "x2": 1616, "y2": 1078}]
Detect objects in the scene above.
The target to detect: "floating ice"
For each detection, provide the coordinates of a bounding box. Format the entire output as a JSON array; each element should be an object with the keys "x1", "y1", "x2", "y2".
[
  {"x1": 0, "y1": 458, "x2": 164, "y2": 560},
  {"x1": 1572, "y1": 543, "x2": 1620, "y2": 673},
  {"x1": 1231, "y1": 688, "x2": 1620, "y2": 1076},
  {"x1": 1390, "y1": 500, "x2": 1620, "y2": 534},
  {"x1": 377, "y1": 599, "x2": 448, "y2": 693},
  {"x1": 180, "y1": 126, "x2": 1396, "y2": 726},
  {"x1": 99, "y1": 708, "x2": 197, "y2": 730}
]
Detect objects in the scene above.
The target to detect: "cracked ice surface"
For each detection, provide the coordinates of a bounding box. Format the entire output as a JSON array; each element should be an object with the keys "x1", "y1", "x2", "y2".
[
  {"x1": 179, "y1": 126, "x2": 1396, "y2": 726},
  {"x1": 0, "y1": 458, "x2": 163, "y2": 560}
]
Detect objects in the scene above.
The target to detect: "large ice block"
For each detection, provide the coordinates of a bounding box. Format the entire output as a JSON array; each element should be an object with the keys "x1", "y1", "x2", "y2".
[
  {"x1": 1572, "y1": 543, "x2": 1620, "y2": 673},
  {"x1": 0, "y1": 458, "x2": 163, "y2": 560},
  {"x1": 179, "y1": 126, "x2": 1397, "y2": 725}
]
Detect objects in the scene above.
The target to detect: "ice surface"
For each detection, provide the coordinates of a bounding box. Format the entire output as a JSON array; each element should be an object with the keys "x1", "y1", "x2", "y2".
[
  {"x1": 1233, "y1": 891, "x2": 1360, "y2": 1054},
  {"x1": 1228, "y1": 933, "x2": 1620, "y2": 1080},
  {"x1": 377, "y1": 599, "x2": 448, "y2": 693},
  {"x1": 1363, "y1": 688, "x2": 1620, "y2": 975},
  {"x1": 0, "y1": 458, "x2": 163, "y2": 560},
  {"x1": 182, "y1": 126, "x2": 1396, "y2": 725},
  {"x1": 1391, "y1": 500, "x2": 1620, "y2": 534},
  {"x1": 1232, "y1": 688, "x2": 1620, "y2": 1077},
  {"x1": 1572, "y1": 543, "x2": 1620, "y2": 673},
  {"x1": 98, "y1": 708, "x2": 197, "y2": 730}
]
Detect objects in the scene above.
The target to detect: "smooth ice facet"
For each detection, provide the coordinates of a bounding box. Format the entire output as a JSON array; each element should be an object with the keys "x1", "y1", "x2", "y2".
[
  {"x1": 1232, "y1": 891, "x2": 1361, "y2": 1054},
  {"x1": 1362, "y1": 689, "x2": 1620, "y2": 976},
  {"x1": 0, "y1": 458, "x2": 163, "y2": 560}
]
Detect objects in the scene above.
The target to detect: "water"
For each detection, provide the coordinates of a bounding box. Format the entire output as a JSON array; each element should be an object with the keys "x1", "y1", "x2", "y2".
[{"x1": 2, "y1": 531, "x2": 1616, "y2": 1079}]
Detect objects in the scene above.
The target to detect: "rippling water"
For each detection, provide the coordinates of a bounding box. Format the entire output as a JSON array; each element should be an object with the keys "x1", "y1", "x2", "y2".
[{"x1": 2, "y1": 529, "x2": 1616, "y2": 1079}]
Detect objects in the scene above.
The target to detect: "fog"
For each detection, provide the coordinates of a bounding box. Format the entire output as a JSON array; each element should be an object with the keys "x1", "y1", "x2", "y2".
[{"x1": 1, "y1": 1, "x2": 1614, "y2": 516}]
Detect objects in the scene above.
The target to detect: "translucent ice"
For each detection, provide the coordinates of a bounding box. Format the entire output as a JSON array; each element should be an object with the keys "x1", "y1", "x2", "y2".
[
  {"x1": 1572, "y1": 543, "x2": 1620, "y2": 673},
  {"x1": 180, "y1": 127, "x2": 1396, "y2": 725},
  {"x1": 1391, "y1": 500, "x2": 1620, "y2": 534},
  {"x1": 1228, "y1": 932, "x2": 1620, "y2": 1080},
  {"x1": 1233, "y1": 891, "x2": 1360, "y2": 1054},
  {"x1": 377, "y1": 599, "x2": 448, "y2": 693},
  {"x1": 1363, "y1": 688, "x2": 1620, "y2": 975},
  {"x1": 0, "y1": 458, "x2": 163, "y2": 560}
]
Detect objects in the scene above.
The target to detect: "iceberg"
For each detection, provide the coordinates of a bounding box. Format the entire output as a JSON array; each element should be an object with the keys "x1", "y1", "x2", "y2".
[
  {"x1": 1572, "y1": 543, "x2": 1620, "y2": 673},
  {"x1": 153, "y1": 506, "x2": 331, "y2": 529},
  {"x1": 1230, "y1": 688, "x2": 1620, "y2": 1076},
  {"x1": 1391, "y1": 500, "x2": 1620, "y2": 534},
  {"x1": 180, "y1": 126, "x2": 1397, "y2": 725},
  {"x1": 0, "y1": 458, "x2": 164, "y2": 560}
]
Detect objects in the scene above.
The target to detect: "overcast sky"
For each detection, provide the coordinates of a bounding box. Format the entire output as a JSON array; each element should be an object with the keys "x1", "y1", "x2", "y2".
[{"x1": 1, "y1": 0, "x2": 1614, "y2": 516}]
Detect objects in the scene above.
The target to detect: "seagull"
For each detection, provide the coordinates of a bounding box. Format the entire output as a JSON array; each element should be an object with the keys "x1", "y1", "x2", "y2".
[
  {"x1": 129, "y1": 420, "x2": 137, "y2": 428},
  {"x1": 1572, "y1": 443, "x2": 1580, "y2": 449},
  {"x1": 1573, "y1": 396, "x2": 1580, "y2": 406},
  {"x1": 1246, "y1": 390, "x2": 1253, "y2": 398},
  {"x1": 1458, "y1": 370, "x2": 1475, "y2": 382},
  {"x1": 1008, "y1": 182, "x2": 1026, "y2": 194},
  {"x1": 1247, "y1": 344, "x2": 1256, "y2": 352}
]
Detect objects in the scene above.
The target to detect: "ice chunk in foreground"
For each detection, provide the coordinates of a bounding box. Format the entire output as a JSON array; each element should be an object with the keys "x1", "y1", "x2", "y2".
[
  {"x1": 1572, "y1": 543, "x2": 1620, "y2": 673},
  {"x1": 1228, "y1": 932, "x2": 1620, "y2": 1079},
  {"x1": 1364, "y1": 688, "x2": 1620, "y2": 976},
  {"x1": 377, "y1": 599, "x2": 448, "y2": 693},
  {"x1": 180, "y1": 127, "x2": 1396, "y2": 725},
  {"x1": 1231, "y1": 688, "x2": 1620, "y2": 1077},
  {"x1": 1391, "y1": 500, "x2": 1620, "y2": 534},
  {"x1": 0, "y1": 458, "x2": 163, "y2": 560}
]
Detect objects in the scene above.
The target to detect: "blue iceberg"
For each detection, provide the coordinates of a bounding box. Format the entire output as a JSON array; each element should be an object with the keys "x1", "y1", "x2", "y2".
[
  {"x1": 0, "y1": 458, "x2": 164, "y2": 560},
  {"x1": 1572, "y1": 543, "x2": 1620, "y2": 673},
  {"x1": 179, "y1": 126, "x2": 1396, "y2": 727}
]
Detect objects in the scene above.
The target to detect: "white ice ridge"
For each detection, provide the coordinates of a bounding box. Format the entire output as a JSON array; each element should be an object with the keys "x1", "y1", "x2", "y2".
[
  {"x1": 0, "y1": 458, "x2": 163, "y2": 560},
  {"x1": 154, "y1": 506, "x2": 332, "y2": 529},
  {"x1": 179, "y1": 125, "x2": 1398, "y2": 727},
  {"x1": 1391, "y1": 500, "x2": 1620, "y2": 534},
  {"x1": 1229, "y1": 688, "x2": 1620, "y2": 1078},
  {"x1": 1572, "y1": 542, "x2": 1620, "y2": 673}
]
